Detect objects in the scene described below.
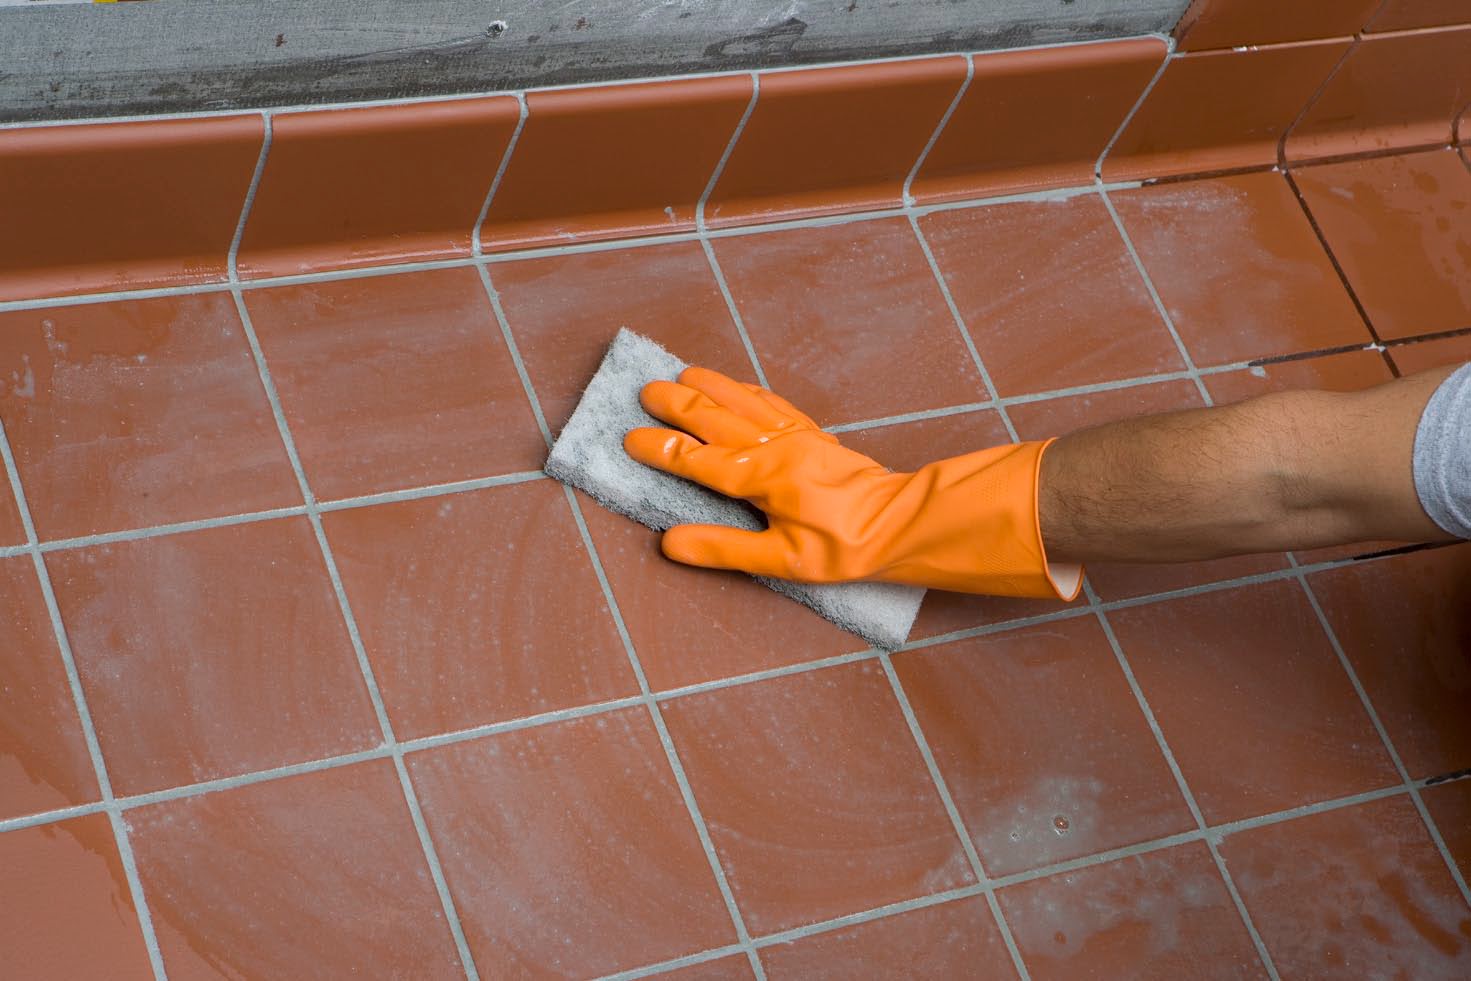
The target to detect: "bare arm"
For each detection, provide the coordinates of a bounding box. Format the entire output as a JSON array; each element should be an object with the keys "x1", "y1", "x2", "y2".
[{"x1": 1038, "y1": 364, "x2": 1461, "y2": 565}]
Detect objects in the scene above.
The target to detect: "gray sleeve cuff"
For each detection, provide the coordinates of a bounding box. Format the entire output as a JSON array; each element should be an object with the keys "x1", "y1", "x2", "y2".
[{"x1": 1413, "y1": 360, "x2": 1471, "y2": 540}]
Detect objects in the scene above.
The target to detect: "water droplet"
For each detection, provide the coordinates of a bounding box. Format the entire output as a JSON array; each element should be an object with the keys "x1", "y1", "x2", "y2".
[{"x1": 1052, "y1": 815, "x2": 1070, "y2": 835}]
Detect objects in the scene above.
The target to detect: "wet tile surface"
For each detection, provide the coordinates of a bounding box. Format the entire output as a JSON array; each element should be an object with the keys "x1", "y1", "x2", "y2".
[
  {"x1": 1390, "y1": 332, "x2": 1471, "y2": 374},
  {"x1": 660, "y1": 662, "x2": 974, "y2": 934},
  {"x1": 128, "y1": 761, "x2": 464, "y2": 980},
  {"x1": 1368, "y1": 0, "x2": 1471, "y2": 32},
  {"x1": 1176, "y1": 0, "x2": 1380, "y2": 51},
  {"x1": 1422, "y1": 779, "x2": 1471, "y2": 882}
]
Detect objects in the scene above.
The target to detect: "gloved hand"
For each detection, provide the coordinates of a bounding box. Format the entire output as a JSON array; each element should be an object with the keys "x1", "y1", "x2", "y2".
[{"x1": 623, "y1": 366, "x2": 1083, "y2": 600}]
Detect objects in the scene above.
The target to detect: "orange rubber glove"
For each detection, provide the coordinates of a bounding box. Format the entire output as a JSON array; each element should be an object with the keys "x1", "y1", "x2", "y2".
[{"x1": 623, "y1": 366, "x2": 1083, "y2": 600}]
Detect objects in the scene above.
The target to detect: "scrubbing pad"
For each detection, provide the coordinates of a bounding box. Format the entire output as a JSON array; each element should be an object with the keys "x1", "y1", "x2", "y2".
[{"x1": 544, "y1": 329, "x2": 925, "y2": 651}]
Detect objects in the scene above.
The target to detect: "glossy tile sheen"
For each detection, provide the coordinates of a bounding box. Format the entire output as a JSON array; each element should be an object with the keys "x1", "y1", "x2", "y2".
[
  {"x1": 1422, "y1": 779, "x2": 1471, "y2": 882},
  {"x1": 0, "y1": 115, "x2": 262, "y2": 302},
  {"x1": 1368, "y1": 0, "x2": 1471, "y2": 33},
  {"x1": 0, "y1": 814, "x2": 155, "y2": 980},
  {"x1": 895, "y1": 618, "x2": 1194, "y2": 876},
  {"x1": 660, "y1": 662, "x2": 974, "y2": 934},
  {"x1": 324, "y1": 482, "x2": 635, "y2": 741},
  {"x1": 491, "y1": 242, "x2": 756, "y2": 434},
  {"x1": 409, "y1": 709, "x2": 739, "y2": 977},
  {"x1": 1219, "y1": 796, "x2": 1471, "y2": 976},
  {"x1": 1109, "y1": 582, "x2": 1398, "y2": 824},
  {"x1": 49, "y1": 519, "x2": 379, "y2": 796},
  {"x1": 711, "y1": 219, "x2": 983, "y2": 426},
  {"x1": 1203, "y1": 349, "x2": 1392, "y2": 405},
  {"x1": 1391, "y1": 333, "x2": 1471, "y2": 374},
  {"x1": 912, "y1": 39, "x2": 1165, "y2": 202},
  {"x1": 0, "y1": 555, "x2": 97, "y2": 822},
  {"x1": 760, "y1": 896, "x2": 1017, "y2": 979},
  {"x1": 706, "y1": 58, "x2": 965, "y2": 226},
  {"x1": 1309, "y1": 545, "x2": 1471, "y2": 779},
  {"x1": 128, "y1": 761, "x2": 463, "y2": 980},
  {"x1": 1294, "y1": 148, "x2": 1471, "y2": 338},
  {"x1": 1176, "y1": 0, "x2": 1380, "y2": 50},
  {"x1": 1104, "y1": 41, "x2": 1349, "y2": 181},
  {"x1": 482, "y1": 76, "x2": 752, "y2": 250},
  {"x1": 245, "y1": 267, "x2": 544, "y2": 500},
  {"x1": 1111, "y1": 171, "x2": 1372, "y2": 365},
  {"x1": 1000, "y1": 843, "x2": 1265, "y2": 980},
  {"x1": 0, "y1": 293, "x2": 300, "y2": 541},
  {"x1": 237, "y1": 98, "x2": 519, "y2": 278}
]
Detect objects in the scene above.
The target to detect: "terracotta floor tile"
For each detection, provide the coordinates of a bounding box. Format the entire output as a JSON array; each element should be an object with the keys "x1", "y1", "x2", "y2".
[
  {"x1": 1000, "y1": 842, "x2": 1264, "y2": 980},
  {"x1": 653, "y1": 957, "x2": 757, "y2": 981},
  {"x1": 0, "y1": 555, "x2": 98, "y2": 822},
  {"x1": 408, "y1": 709, "x2": 739, "y2": 976},
  {"x1": 1111, "y1": 171, "x2": 1372, "y2": 365},
  {"x1": 245, "y1": 267, "x2": 544, "y2": 501},
  {"x1": 323, "y1": 481, "x2": 635, "y2": 740},
  {"x1": 1176, "y1": 0, "x2": 1379, "y2": 50},
  {"x1": 128, "y1": 761, "x2": 463, "y2": 979},
  {"x1": 48, "y1": 518, "x2": 379, "y2": 796},
  {"x1": 1308, "y1": 545, "x2": 1471, "y2": 780},
  {"x1": 1390, "y1": 332, "x2": 1471, "y2": 374},
  {"x1": 1108, "y1": 581, "x2": 1398, "y2": 824},
  {"x1": 1219, "y1": 796, "x2": 1471, "y2": 976},
  {"x1": 1422, "y1": 779, "x2": 1471, "y2": 882},
  {"x1": 895, "y1": 617, "x2": 1194, "y2": 876},
  {"x1": 1293, "y1": 148, "x2": 1471, "y2": 339},
  {"x1": 0, "y1": 115, "x2": 262, "y2": 302},
  {"x1": 760, "y1": 895, "x2": 1017, "y2": 979},
  {"x1": 578, "y1": 496, "x2": 858, "y2": 693},
  {"x1": 660, "y1": 662, "x2": 974, "y2": 934},
  {"x1": 0, "y1": 482, "x2": 22, "y2": 546},
  {"x1": 1287, "y1": 28, "x2": 1471, "y2": 162},
  {"x1": 920, "y1": 197, "x2": 1185, "y2": 396},
  {"x1": 911, "y1": 39, "x2": 1165, "y2": 202},
  {"x1": 1009, "y1": 379, "x2": 1288, "y2": 599},
  {"x1": 482, "y1": 76, "x2": 752, "y2": 250},
  {"x1": 490, "y1": 242, "x2": 756, "y2": 435},
  {"x1": 1369, "y1": 0, "x2": 1471, "y2": 32},
  {"x1": 711, "y1": 220, "x2": 983, "y2": 427},
  {"x1": 1103, "y1": 41, "x2": 1349, "y2": 181},
  {"x1": 0, "y1": 294, "x2": 300, "y2": 541},
  {"x1": 237, "y1": 98, "x2": 519, "y2": 278},
  {"x1": 706, "y1": 58, "x2": 965, "y2": 226},
  {"x1": 0, "y1": 813, "x2": 155, "y2": 980}
]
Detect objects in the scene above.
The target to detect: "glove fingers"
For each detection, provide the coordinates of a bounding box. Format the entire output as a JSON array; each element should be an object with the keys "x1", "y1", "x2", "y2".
[
  {"x1": 662, "y1": 524, "x2": 792, "y2": 579},
  {"x1": 678, "y1": 366, "x2": 791, "y2": 430},
  {"x1": 624, "y1": 427, "x2": 745, "y2": 497},
  {"x1": 640, "y1": 380, "x2": 762, "y2": 446},
  {"x1": 742, "y1": 383, "x2": 825, "y2": 431}
]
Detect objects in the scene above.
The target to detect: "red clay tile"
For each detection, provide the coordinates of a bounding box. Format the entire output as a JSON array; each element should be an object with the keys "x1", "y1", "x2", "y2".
[
  {"x1": 1369, "y1": 0, "x2": 1471, "y2": 33},
  {"x1": 482, "y1": 76, "x2": 752, "y2": 251},
  {"x1": 895, "y1": 617, "x2": 1194, "y2": 876},
  {"x1": 490, "y1": 242, "x2": 755, "y2": 435},
  {"x1": 579, "y1": 496, "x2": 858, "y2": 692},
  {"x1": 1294, "y1": 148, "x2": 1471, "y2": 339},
  {"x1": 654, "y1": 958, "x2": 757, "y2": 981},
  {"x1": 1111, "y1": 171, "x2": 1372, "y2": 365},
  {"x1": 761, "y1": 896, "x2": 1017, "y2": 979},
  {"x1": 0, "y1": 294, "x2": 300, "y2": 541},
  {"x1": 1103, "y1": 41, "x2": 1350, "y2": 181},
  {"x1": 1287, "y1": 27, "x2": 1471, "y2": 161},
  {"x1": 1309, "y1": 545, "x2": 1471, "y2": 779},
  {"x1": 1219, "y1": 796, "x2": 1471, "y2": 976},
  {"x1": 129, "y1": 761, "x2": 463, "y2": 979},
  {"x1": 323, "y1": 482, "x2": 635, "y2": 740},
  {"x1": 1393, "y1": 333, "x2": 1471, "y2": 375},
  {"x1": 911, "y1": 39, "x2": 1165, "y2": 202},
  {"x1": 706, "y1": 58, "x2": 966, "y2": 226},
  {"x1": 1008, "y1": 379, "x2": 1288, "y2": 599},
  {"x1": 245, "y1": 267, "x2": 544, "y2": 501},
  {"x1": 408, "y1": 709, "x2": 739, "y2": 976},
  {"x1": 0, "y1": 813, "x2": 155, "y2": 980},
  {"x1": 1000, "y1": 842, "x2": 1264, "y2": 980},
  {"x1": 1423, "y1": 779, "x2": 1471, "y2": 882},
  {"x1": 0, "y1": 555, "x2": 98, "y2": 821},
  {"x1": 0, "y1": 115, "x2": 262, "y2": 302},
  {"x1": 1176, "y1": 0, "x2": 1379, "y2": 50},
  {"x1": 711, "y1": 220, "x2": 983, "y2": 426},
  {"x1": 236, "y1": 98, "x2": 518, "y2": 278},
  {"x1": 1108, "y1": 581, "x2": 1398, "y2": 824},
  {"x1": 660, "y1": 662, "x2": 974, "y2": 934},
  {"x1": 920, "y1": 196, "x2": 1185, "y2": 396},
  {"x1": 0, "y1": 482, "x2": 22, "y2": 546},
  {"x1": 48, "y1": 519, "x2": 379, "y2": 796}
]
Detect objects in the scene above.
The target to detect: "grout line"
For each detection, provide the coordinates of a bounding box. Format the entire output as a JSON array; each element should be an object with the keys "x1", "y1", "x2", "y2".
[
  {"x1": 227, "y1": 110, "x2": 272, "y2": 281},
  {"x1": 478, "y1": 265, "x2": 556, "y2": 440},
  {"x1": 696, "y1": 72, "x2": 760, "y2": 232},
  {"x1": 35, "y1": 505, "x2": 311, "y2": 553},
  {"x1": 701, "y1": 238, "x2": 770, "y2": 390},
  {"x1": 395, "y1": 694, "x2": 648, "y2": 756},
  {"x1": 595, "y1": 943, "x2": 752, "y2": 981},
  {"x1": 902, "y1": 53, "x2": 974, "y2": 206},
  {"x1": 315, "y1": 470, "x2": 546, "y2": 512},
  {"x1": 653, "y1": 648, "x2": 878, "y2": 703},
  {"x1": 472, "y1": 91, "x2": 528, "y2": 257},
  {"x1": 227, "y1": 288, "x2": 483, "y2": 981},
  {"x1": 1094, "y1": 34, "x2": 1176, "y2": 177},
  {"x1": 1274, "y1": 27, "x2": 1362, "y2": 172}
]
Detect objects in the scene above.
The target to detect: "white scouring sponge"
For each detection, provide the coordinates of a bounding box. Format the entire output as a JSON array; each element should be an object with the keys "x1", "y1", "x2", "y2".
[{"x1": 544, "y1": 328, "x2": 925, "y2": 651}]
